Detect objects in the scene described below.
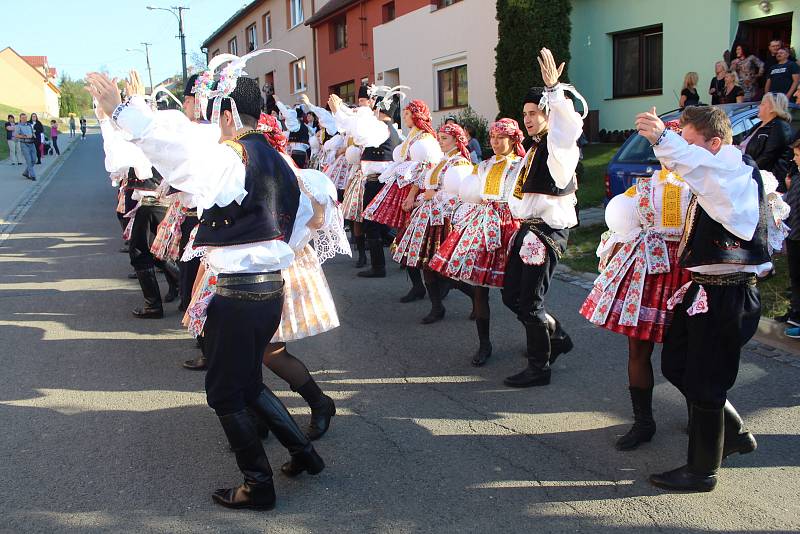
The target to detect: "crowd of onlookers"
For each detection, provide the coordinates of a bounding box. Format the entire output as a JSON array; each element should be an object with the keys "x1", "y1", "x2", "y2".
[{"x1": 4, "y1": 113, "x2": 87, "y2": 181}]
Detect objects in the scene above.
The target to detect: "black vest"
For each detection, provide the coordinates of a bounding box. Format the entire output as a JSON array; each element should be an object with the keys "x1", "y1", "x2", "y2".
[
  {"x1": 678, "y1": 155, "x2": 770, "y2": 268},
  {"x1": 288, "y1": 123, "x2": 310, "y2": 145},
  {"x1": 128, "y1": 166, "x2": 163, "y2": 192},
  {"x1": 194, "y1": 132, "x2": 301, "y2": 248},
  {"x1": 519, "y1": 134, "x2": 577, "y2": 196},
  {"x1": 362, "y1": 121, "x2": 401, "y2": 162}
]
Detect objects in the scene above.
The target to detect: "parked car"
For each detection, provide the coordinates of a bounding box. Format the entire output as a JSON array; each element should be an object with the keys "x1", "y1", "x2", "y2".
[{"x1": 604, "y1": 103, "x2": 800, "y2": 200}]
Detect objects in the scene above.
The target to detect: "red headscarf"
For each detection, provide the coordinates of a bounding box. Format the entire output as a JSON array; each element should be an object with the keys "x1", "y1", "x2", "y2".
[
  {"x1": 257, "y1": 112, "x2": 288, "y2": 154},
  {"x1": 405, "y1": 99, "x2": 436, "y2": 137},
  {"x1": 438, "y1": 123, "x2": 470, "y2": 161},
  {"x1": 489, "y1": 118, "x2": 525, "y2": 157}
]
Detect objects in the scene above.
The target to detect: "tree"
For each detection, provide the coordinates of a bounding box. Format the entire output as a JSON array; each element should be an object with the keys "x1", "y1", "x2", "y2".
[
  {"x1": 58, "y1": 75, "x2": 93, "y2": 117},
  {"x1": 494, "y1": 0, "x2": 572, "y2": 122}
]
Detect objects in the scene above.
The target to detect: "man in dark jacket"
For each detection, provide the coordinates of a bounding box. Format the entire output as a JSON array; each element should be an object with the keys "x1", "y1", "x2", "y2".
[{"x1": 780, "y1": 139, "x2": 800, "y2": 330}]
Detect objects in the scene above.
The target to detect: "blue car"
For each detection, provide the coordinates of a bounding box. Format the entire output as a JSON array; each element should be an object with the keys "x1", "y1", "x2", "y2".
[{"x1": 604, "y1": 103, "x2": 800, "y2": 200}]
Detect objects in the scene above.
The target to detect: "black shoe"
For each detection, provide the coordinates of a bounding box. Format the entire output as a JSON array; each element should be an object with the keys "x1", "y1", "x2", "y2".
[
  {"x1": 295, "y1": 379, "x2": 336, "y2": 441},
  {"x1": 119, "y1": 246, "x2": 130, "y2": 253},
  {"x1": 22, "y1": 172, "x2": 29, "y2": 178},
  {"x1": 400, "y1": 285, "x2": 426, "y2": 303},
  {"x1": 164, "y1": 284, "x2": 179, "y2": 303},
  {"x1": 503, "y1": 365, "x2": 551, "y2": 387},
  {"x1": 132, "y1": 268, "x2": 164, "y2": 318},
  {"x1": 549, "y1": 334, "x2": 574, "y2": 364},
  {"x1": 132, "y1": 306, "x2": 164, "y2": 319},
  {"x1": 357, "y1": 267, "x2": 386, "y2": 278},
  {"x1": 354, "y1": 254, "x2": 367, "y2": 268},
  {"x1": 127, "y1": 272, "x2": 137, "y2": 279},
  {"x1": 649, "y1": 465, "x2": 717, "y2": 493},
  {"x1": 280, "y1": 445, "x2": 325, "y2": 477},
  {"x1": 471, "y1": 318, "x2": 492, "y2": 366},
  {"x1": 183, "y1": 355, "x2": 208, "y2": 370},
  {"x1": 722, "y1": 401, "x2": 757, "y2": 459},
  {"x1": 421, "y1": 307, "x2": 446, "y2": 324},
  {"x1": 775, "y1": 310, "x2": 800, "y2": 327},
  {"x1": 615, "y1": 387, "x2": 656, "y2": 451},
  {"x1": 29, "y1": 176, "x2": 36, "y2": 181}
]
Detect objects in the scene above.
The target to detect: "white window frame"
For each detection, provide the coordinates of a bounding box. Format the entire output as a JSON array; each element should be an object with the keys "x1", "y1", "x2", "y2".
[
  {"x1": 290, "y1": 0, "x2": 304, "y2": 28},
  {"x1": 246, "y1": 23, "x2": 257, "y2": 52},
  {"x1": 264, "y1": 12, "x2": 272, "y2": 43},
  {"x1": 228, "y1": 36, "x2": 238, "y2": 55},
  {"x1": 291, "y1": 57, "x2": 307, "y2": 94}
]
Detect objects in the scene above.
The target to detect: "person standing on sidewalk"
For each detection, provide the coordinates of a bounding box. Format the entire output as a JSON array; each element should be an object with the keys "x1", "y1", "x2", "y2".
[
  {"x1": 14, "y1": 113, "x2": 36, "y2": 180},
  {"x1": 79, "y1": 116, "x2": 87, "y2": 140},
  {"x1": 5, "y1": 114, "x2": 22, "y2": 165},
  {"x1": 779, "y1": 139, "x2": 800, "y2": 333},
  {"x1": 30, "y1": 113, "x2": 43, "y2": 164},
  {"x1": 49, "y1": 120, "x2": 60, "y2": 156},
  {"x1": 69, "y1": 115, "x2": 76, "y2": 137}
]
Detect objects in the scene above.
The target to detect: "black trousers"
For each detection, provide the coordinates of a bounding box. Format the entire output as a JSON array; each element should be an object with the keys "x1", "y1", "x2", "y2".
[
  {"x1": 661, "y1": 281, "x2": 761, "y2": 409},
  {"x1": 501, "y1": 223, "x2": 569, "y2": 325},
  {"x1": 178, "y1": 216, "x2": 201, "y2": 310},
  {"x1": 52, "y1": 136, "x2": 60, "y2": 155},
  {"x1": 363, "y1": 180, "x2": 391, "y2": 240},
  {"x1": 786, "y1": 238, "x2": 800, "y2": 313},
  {"x1": 128, "y1": 203, "x2": 168, "y2": 271},
  {"x1": 203, "y1": 281, "x2": 284, "y2": 415}
]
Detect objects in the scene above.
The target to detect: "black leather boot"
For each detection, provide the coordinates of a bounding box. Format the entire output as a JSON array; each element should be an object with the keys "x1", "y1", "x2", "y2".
[
  {"x1": 546, "y1": 314, "x2": 574, "y2": 364},
  {"x1": 421, "y1": 275, "x2": 445, "y2": 324},
  {"x1": 213, "y1": 411, "x2": 276, "y2": 510},
  {"x1": 247, "y1": 388, "x2": 325, "y2": 478},
  {"x1": 354, "y1": 234, "x2": 367, "y2": 268},
  {"x1": 400, "y1": 267, "x2": 426, "y2": 302},
  {"x1": 504, "y1": 321, "x2": 552, "y2": 387},
  {"x1": 183, "y1": 337, "x2": 208, "y2": 370},
  {"x1": 615, "y1": 387, "x2": 657, "y2": 450},
  {"x1": 650, "y1": 404, "x2": 723, "y2": 492},
  {"x1": 132, "y1": 268, "x2": 164, "y2": 318},
  {"x1": 722, "y1": 401, "x2": 757, "y2": 459},
  {"x1": 162, "y1": 260, "x2": 180, "y2": 303},
  {"x1": 358, "y1": 238, "x2": 386, "y2": 278},
  {"x1": 471, "y1": 318, "x2": 492, "y2": 367},
  {"x1": 295, "y1": 378, "x2": 336, "y2": 441}
]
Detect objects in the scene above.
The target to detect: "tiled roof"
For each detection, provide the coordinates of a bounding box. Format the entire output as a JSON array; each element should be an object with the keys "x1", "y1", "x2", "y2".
[
  {"x1": 48, "y1": 67, "x2": 57, "y2": 78},
  {"x1": 305, "y1": 0, "x2": 359, "y2": 26},
  {"x1": 21, "y1": 55, "x2": 47, "y2": 68}
]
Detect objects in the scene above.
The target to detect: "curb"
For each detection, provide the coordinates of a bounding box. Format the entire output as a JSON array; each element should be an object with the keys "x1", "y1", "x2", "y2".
[
  {"x1": 0, "y1": 136, "x2": 78, "y2": 246},
  {"x1": 554, "y1": 264, "x2": 800, "y2": 363}
]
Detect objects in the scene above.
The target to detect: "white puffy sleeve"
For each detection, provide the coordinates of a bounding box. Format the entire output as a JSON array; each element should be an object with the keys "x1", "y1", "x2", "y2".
[
  {"x1": 458, "y1": 171, "x2": 482, "y2": 204},
  {"x1": 277, "y1": 101, "x2": 300, "y2": 133},
  {"x1": 545, "y1": 85, "x2": 583, "y2": 188},
  {"x1": 115, "y1": 97, "x2": 247, "y2": 211},
  {"x1": 99, "y1": 119, "x2": 152, "y2": 179},
  {"x1": 596, "y1": 189, "x2": 642, "y2": 260},
  {"x1": 306, "y1": 103, "x2": 337, "y2": 135},
  {"x1": 334, "y1": 106, "x2": 389, "y2": 147},
  {"x1": 290, "y1": 169, "x2": 351, "y2": 261},
  {"x1": 438, "y1": 160, "x2": 474, "y2": 199},
  {"x1": 410, "y1": 134, "x2": 443, "y2": 163}
]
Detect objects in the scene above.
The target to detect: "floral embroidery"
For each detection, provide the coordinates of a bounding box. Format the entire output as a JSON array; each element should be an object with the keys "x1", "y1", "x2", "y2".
[{"x1": 520, "y1": 232, "x2": 547, "y2": 265}]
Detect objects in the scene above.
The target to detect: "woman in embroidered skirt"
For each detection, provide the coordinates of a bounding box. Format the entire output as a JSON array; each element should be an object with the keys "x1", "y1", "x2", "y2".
[
  {"x1": 393, "y1": 122, "x2": 475, "y2": 323},
  {"x1": 429, "y1": 119, "x2": 525, "y2": 366},
  {"x1": 579, "y1": 129, "x2": 692, "y2": 450}
]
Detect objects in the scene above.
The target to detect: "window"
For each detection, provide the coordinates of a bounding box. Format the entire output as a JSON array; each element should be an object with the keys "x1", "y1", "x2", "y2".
[
  {"x1": 437, "y1": 64, "x2": 468, "y2": 109},
  {"x1": 290, "y1": 57, "x2": 307, "y2": 93},
  {"x1": 612, "y1": 25, "x2": 662, "y2": 98},
  {"x1": 288, "y1": 0, "x2": 304, "y2": 28},
  {"x1": 228, "y1": 37, "x2": 238, "y2": 55},
  {"x1": 382, "y1": 2, "x2": 395, "y2": 23},
  {"x1": 263, "y1": 12, "x2": 272, "y2": 43},
  {"x1": 331, "y1": 80, "x2": 356, "y2": 104},
  {"x1": 332, "y1": 16, "x2": 347, "y2": 51},
  {"x1": 246, "y1": 24, "x2": 257, "y2": 52},
  {"x1": 437, "y1": 0, "x2": 461, "y2": 8},
  {"x1": 212, "y1": 49, "x2": 220, "y2": 58}
]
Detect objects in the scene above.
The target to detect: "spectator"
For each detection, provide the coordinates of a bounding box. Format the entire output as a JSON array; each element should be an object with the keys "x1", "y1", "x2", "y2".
[
  {"x1": 30, "y1": 113, "x2": 43, "y2": 164},
  {"x1": 765, "y1": 47, "x2": 800, "y2": 98},
  {"x1": 465, "y1": 125, "x2": 482, "y2": 164},
  {"x1": 780, "y1": 139, "x2": 800, "y2": 331},
  {"x1": 50, "y1": 120, "x2": 60, "y2": 156},
  {"x1": 68, "y1": 115, "x2": 76, "y2": 137},
  {"x1": 708, "y1": 61, "x2": 727, "y2": 105},
  {"x1": 720, "y1": 71, "x2": 745, "y2": 104},
  {"x1": 679, "y1": 71, "x2": 700, "y2": 108},
  {"x1": 731, "y1": 44, "x2": 765, "y2": 101},
  {"x1": 743, "y1": 92, "x2": 794, "y2": 186},
  {"x1": 444, "y1": 116, "x2": 457, "y2": 125},
  {"x1": 764, "y1": 39, "x2": 796, "y2": 72},
  {"x1": 5, "y1": 114, "x2": 22, "y2": 165},
  {"x1": 14, "y1": 112, "x2": 36, "y2": 180},
  {"x1": 79, "y1": 116, "x2": 87, "y2": 140}
]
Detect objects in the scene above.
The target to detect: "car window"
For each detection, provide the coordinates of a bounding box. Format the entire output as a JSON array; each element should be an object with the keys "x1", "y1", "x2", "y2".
[
  {"x1": 732, "y1": 118, "x2": 752, "y2": 145},
  {"x1": 616, "y1": 135, "x2": 657, "y2": 163}
]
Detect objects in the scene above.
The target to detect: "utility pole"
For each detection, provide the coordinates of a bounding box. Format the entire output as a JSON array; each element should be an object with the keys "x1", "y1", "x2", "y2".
[
  {"x1": 141, "y1": 42, "x2": 154, "y2": 93},
  {"x1": 146, "y1": 5, "x2": 190, "y2": 88}
]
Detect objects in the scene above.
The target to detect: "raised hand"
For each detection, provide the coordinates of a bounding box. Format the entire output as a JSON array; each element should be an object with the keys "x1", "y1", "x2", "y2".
[
  {"x1": 328, "y1": 94, "x2": 342, "y2": 114},
  {"x1": 300, "y1": 93, "x2": 311, "y2": 107},
  {"x1": 126, "y1": 69, "x2": 145, "y2": 97},
  {"x1": 537, "y1": 48, "x2": 565, "y2": 88},
  {"x1": 634, "y1": 107, "x2": 665, "y2": 145},
  {"x1": 85, "y1": 72, "x2": 122, "y2": 119}
]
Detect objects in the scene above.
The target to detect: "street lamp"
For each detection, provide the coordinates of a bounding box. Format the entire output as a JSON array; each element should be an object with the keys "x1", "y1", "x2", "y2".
[
  {"x1": 125, "y1": 43, "x2": 154, "y2": 93},
  {"x1": 146, "y1": 5, "x2": 189, "y2": 88}
]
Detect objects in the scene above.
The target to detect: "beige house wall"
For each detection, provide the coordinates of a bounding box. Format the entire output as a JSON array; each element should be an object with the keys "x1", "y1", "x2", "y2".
[
  {"x1": 204, "y1": 0, "x2": 328, "y2": 106},
  {"x1": 0, "y1": 49, "x2": 60, "y2": 117},
  {"x1": 372, "y1": 0, "x2": 499, "y2": 127}
]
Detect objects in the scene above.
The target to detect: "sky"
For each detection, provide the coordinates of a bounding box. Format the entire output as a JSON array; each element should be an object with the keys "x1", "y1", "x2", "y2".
[{"x1": 3, "y1": 0, "x2": 246, "y2": 85}]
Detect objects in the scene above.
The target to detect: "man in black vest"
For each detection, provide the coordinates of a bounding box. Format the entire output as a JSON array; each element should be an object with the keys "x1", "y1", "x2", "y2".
[
  {"x1": 89, "y1": 71, "x2": 324, "y2": 510},
  {"x1": 501, "y1": 49, "x2": 582, "y2": 388},
  {"x1": 636, "y1": 105, "x2": 765, "y2": 492}
]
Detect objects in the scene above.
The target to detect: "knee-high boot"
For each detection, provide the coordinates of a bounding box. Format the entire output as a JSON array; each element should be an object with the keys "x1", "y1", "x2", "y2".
[
  {"x1": 471, "y1": 318, "x2": 492, "y2": 367},
  {"x1": 400, "y1": 267, "x2": 426, "y2": 302},
  {"x1": 161, "y1": 259, "x2": 180, "y2": 303},
  {"x1": 722, "y1": 401, "x2": 757, "y2": 459},
  {"x1": 354, "y1": 234, "x2": 367, "y2": 268},
  {"x1": 295, "y1": 378, "x2": 336, "y2": 441},
  {"x1": 615, "y1": 387, "x2": 656, "y2": 450},
  {"x1": 213, "y1": 410, "x2": 276, "y2": 510},
  {"x1": 358, "y1": 238, "x2": 386, "y2": 278},
  {"x1": 132, "y1": 268, "x2": 163, "y2": 318},
  {"x1": 421, "y1": 274, "x2": 445, "y2": 324},
  {"x1": 545, "y1": 313, "x2": 574, "y2": 364},
  {"x1": 504, "y1": 321, "x2": 552, "y2": 387},
  {"x1": 650, "y1": 403, "x2": 723, "y2": 492},
  {"x1": 247, "y1": 388, "x2": 325, "y2": 477}
]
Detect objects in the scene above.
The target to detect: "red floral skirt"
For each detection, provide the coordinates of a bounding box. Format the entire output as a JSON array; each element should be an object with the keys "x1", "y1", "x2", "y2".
[
  {"x1": 393, "y1": 219, "x2": 451, "y2": 269},
  {"x1": 428, "y1": 202, "x2": 518, "y2": 288},
  {"x1": 579, "y1": 240, "x2": 691, "y2": 343},
  {"x1": 364, "y1": 182, "x2": 412, "y2": 229}
]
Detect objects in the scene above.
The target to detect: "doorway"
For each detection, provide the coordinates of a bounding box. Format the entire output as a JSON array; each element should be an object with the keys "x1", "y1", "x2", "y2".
[{"x1": 734, "y1": 12, "x2": 793, "y2": 60}]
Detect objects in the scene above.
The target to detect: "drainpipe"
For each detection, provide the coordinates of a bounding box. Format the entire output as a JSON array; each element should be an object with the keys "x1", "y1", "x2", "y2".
[{"x1": 311, "y1": 0, "x2": 320, "y2": 102}]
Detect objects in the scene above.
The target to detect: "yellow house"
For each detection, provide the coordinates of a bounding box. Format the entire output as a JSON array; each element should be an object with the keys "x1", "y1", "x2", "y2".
[{"x1": 0, "y1": 47, "x2": 61, "y2": 118}]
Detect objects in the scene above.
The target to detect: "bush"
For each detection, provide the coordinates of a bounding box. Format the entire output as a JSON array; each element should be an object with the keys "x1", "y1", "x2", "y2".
[
  {"x1": 436, "y1": 105, "x2": 490, "y2": 152},
  {"x1": 495, "y1": 0, "x2": 572, "y2": 123}
]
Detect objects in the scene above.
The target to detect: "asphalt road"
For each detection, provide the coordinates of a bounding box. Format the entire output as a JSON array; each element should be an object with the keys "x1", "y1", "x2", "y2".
[{"x1": 0, "y1": 133, "x2": 798, "y2": 534}]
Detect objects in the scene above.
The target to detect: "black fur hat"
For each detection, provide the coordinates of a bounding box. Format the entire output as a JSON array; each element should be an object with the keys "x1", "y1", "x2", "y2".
[{"x1": 524, "y1": 87, "x2": 545, "y2": 106}]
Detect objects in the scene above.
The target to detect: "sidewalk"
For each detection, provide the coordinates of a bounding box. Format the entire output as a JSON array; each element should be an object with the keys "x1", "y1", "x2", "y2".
[{"x1": 0, "y1": 132, "x2": 80, "y2": 227}]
